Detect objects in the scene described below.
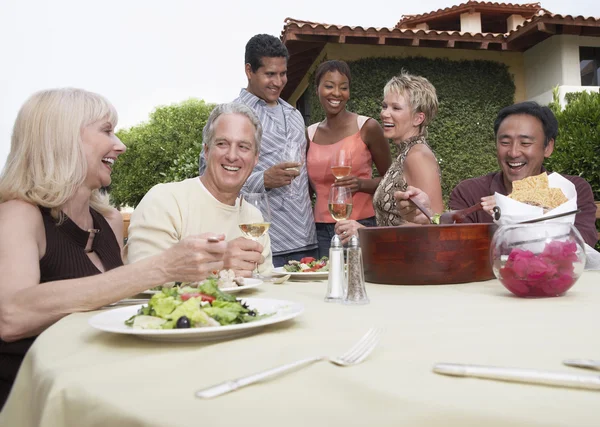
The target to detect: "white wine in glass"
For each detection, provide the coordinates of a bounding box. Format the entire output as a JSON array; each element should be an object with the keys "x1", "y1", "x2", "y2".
[
  {"x1": 328, "y1": 186, "x2": 353, "y2": 221},
  {"x1": 283, "y1": 143, "x2": 304, "y2": 172},
  {"x1": 239, "y1": 222, "x2": 271, "y2": 239},
  {"x1": 239, "y1": 193, "x2": 272, "y2": 279},
  {"x1": 331, "y1": 148, "x2": 352, "y2": 179}
]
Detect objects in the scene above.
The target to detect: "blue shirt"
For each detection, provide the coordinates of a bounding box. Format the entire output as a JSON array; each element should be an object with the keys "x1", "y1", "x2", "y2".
[{"x1": 199, "y1": 89, "x2": 317, "y2": 255}]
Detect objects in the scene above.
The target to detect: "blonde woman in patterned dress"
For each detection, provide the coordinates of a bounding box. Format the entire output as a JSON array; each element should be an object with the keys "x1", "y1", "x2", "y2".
[{"x1": 334, "y1": 71, "x2": 443, "y2": 242}]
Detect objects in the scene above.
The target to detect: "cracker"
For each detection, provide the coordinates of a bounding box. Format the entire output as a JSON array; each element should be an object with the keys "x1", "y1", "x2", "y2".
[
  {"x1": 508, "y1": 172, "x2": 567, "y2": 210},
  {"x1": 512, "y1": 172, "x2": 548, "y2": 192}
]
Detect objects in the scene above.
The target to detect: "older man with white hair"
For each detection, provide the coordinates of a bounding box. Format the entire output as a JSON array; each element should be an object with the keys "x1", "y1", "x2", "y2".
[{"x1": 125, "y1": 103, "x2": 273, "y2": 276}]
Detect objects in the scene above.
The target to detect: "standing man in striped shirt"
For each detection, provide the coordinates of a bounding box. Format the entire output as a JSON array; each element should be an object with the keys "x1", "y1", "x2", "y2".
[{"x1": 200, "y1": 34, "x2": 317, "y2": 267}]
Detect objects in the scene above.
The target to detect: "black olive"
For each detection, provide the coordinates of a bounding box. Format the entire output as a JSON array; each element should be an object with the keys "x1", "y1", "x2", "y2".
[{"x1": 176, "y1": 316, "x2": 191, "y2": 328}]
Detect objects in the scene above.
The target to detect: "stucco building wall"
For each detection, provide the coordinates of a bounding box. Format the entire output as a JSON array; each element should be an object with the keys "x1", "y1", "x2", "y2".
[{"x1": 525, "y1": 35, "x2": 600, "y2": 105}]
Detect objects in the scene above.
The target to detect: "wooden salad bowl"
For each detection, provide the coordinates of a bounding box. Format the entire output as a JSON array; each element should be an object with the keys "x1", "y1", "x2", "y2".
[{"x1": 358, "y1": 223, "x2": 498, "y2": 285}]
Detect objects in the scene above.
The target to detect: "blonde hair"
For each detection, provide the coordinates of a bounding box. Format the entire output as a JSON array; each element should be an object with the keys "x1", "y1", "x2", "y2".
[
  {"x1": 383, "y1": 71, "x2": 439, "y2": 134},
  {"x1": 0, "y1": 88, "x2": 118, "y2": 217}
]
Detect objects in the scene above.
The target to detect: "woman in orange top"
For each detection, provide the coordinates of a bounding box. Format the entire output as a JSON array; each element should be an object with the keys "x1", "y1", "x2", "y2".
[{"x1": 307, "y1": 60, "x2": 392, "y2": 258}]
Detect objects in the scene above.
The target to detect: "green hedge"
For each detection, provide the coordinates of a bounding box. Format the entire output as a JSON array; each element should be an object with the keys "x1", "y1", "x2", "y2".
[
  {"x1": 110, "y1": 99, "x2": 215, "y2": 207},
  {"x1": 307, "y1": 56, "x2": 515, "y2": 203},
  {"x1": 547, "y1": 89, "x2": 600, "y2": 250},
  {"x1": 547, "y1": 89, "x2": 600, "y2": 200}
]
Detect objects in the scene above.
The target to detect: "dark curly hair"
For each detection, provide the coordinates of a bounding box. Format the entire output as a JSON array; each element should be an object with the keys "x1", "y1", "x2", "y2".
[
  {"x1": 245, "y1": 34, "x2": 289, "y2": 72},
  {"x1": 494, "y1": 101, "x2": 558, "y2": 147},
  {"x1": 314, "y1": 60, "x2": 351, "y2": 87}
]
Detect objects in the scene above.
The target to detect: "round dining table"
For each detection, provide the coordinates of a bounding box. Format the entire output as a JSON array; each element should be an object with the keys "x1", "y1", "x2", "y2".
[{"x1": 1, "y1": 272, "x2": 599, "y2": 427}]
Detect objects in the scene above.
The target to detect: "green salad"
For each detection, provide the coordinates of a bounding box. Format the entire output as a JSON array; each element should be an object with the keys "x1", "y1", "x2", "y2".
[
  {"x1": 283, "y1": 256, "x2": 329, "y2": 273},
  {"x1": 125, "y1": 279, "x2": 270, "y2": 330}
]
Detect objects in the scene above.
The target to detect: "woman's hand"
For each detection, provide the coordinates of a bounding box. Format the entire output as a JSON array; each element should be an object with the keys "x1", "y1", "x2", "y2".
[
  {"x1": 333, "y1": 175, "x2": 361, "y2": 193},
  {"x1": 480, "y1": 195, "x2": 497, "y2": 218},
  {"x1": 334, "y1": 220, "x2": 364, "y2": 245},
  {"x1": 159, "y1": 233, "x2": 227, "y2": 282},
  {"x1": 394, "y1": 186, "x2": 432, "y2": 225}
]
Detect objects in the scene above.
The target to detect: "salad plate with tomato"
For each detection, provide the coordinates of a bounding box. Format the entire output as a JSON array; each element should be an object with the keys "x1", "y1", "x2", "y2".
[
  {"x1": 273, "y1": 256, "x2": 329, "y2": 280},
  {"x1": 89, "y1": 280, "x2": 303, "y2": 342},
  {"x1": 143, "y1": 278, "x2": 263, "y2": 295}
]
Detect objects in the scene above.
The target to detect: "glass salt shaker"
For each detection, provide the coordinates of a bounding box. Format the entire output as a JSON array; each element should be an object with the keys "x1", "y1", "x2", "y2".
[
  {"x1": 325, "y1": 234, "x2": 345, "y2": 302},
  {"x1": 343, "y1": 234, "x2": 369, "y2": 305}
]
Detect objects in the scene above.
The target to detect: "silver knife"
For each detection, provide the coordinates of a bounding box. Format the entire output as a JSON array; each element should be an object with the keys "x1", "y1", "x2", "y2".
[
  {"x1": 563, "y1": 359, "x2": 600, "y2": 371},
  {"x1": 433, "y1": 363, "x2": 600, "y2": 391}
]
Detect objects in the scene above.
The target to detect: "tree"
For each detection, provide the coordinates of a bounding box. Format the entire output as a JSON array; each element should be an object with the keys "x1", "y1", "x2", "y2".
[
  {"x1": 548, "y1": 89, "x2": 600, "y2": 250},
  {"x1": 110, "y1": 99, "x2": 215, "y2": 207},
  {"x1": 548, "y1": 89, "x2": 600, "y2": 201}
]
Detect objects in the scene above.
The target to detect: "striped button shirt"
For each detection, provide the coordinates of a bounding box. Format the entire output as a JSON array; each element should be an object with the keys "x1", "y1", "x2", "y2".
[{"x1": 199, "y1": 89, "x2": 317, "y2": 255}]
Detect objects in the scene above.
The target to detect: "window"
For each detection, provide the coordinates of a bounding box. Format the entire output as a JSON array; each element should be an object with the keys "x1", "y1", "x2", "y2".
[{"x1": 580, "y1": 47, "x2": 600, "y2": 86}]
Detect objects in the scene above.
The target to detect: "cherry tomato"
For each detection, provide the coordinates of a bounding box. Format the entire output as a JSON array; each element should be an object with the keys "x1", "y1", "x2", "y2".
[{"x1": 180, "y1": 293, "x2": 215, "y2": 303}]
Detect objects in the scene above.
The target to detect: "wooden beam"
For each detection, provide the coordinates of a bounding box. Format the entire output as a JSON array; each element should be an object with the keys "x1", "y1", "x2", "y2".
[
  {"x1": 284, "y1": 33, "x2": 301, "y2": 42},
  {"x1": 537, "y1": 22, "x2": 556, "y2": 34},
  {"x1": 286, "y1": 42, "x2": 323, "y2": 56},
  {"x1": 562, "y1": 25, "x2": 582, "y2": 35},
  {"x1": 338, "y1": 34, "x2": 346, "y2": 43},
  {"x1": 446, "y1": 40, "x2": 455, "y2": 48},
  {"x1": 288, "y1": 49, "x2": 323, "y2": 65},
  {"x1": 412, "y1": 38, "x2": 420, "y2": 46},
  {"x1": 377, "y1": 36, "x2": 386, "y2": 45}
]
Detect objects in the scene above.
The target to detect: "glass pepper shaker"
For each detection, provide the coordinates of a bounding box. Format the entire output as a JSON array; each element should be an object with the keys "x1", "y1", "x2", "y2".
[
  {"x1": 343, "y1": 234, "x2": 369, "y2": 305},
  {"x1": 325, "y1": 234, "x2": 345, "y2": 302}
]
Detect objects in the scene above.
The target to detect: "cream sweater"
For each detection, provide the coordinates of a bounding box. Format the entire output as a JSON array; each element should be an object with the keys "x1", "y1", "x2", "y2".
[{"x1": 124, "y1": 177, "x2": 273, "y2": 273}]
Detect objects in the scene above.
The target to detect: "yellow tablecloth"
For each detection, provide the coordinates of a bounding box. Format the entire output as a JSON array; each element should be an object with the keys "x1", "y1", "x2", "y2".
[{"x1": 2, "y1": 273, "x2": 600, "y2": 427}]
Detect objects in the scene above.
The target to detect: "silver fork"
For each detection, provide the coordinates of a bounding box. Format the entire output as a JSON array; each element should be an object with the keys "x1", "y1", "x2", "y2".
[
  {"x1": 195, "y1": 327, "x2": 382, "y2": 398},
  {"x1": 103, "y1": 299, "x2": 149, "y2": 308}
]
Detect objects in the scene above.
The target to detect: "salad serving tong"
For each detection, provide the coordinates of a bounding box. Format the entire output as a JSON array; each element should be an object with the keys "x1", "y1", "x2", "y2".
[
  {"x1": 433, "y1": 359, "x2": 600, "y2": 391},
  {"x1": 196, "y1": 328, "x2": 382, "y2": 398}
]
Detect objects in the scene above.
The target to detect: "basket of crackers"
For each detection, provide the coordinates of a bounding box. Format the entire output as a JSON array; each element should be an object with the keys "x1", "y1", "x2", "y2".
[{"x1": 495, "y1": 172, "x2": 577, "y2": 224}]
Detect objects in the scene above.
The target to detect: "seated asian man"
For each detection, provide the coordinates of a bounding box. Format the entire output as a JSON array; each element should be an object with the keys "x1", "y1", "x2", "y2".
[{"x1": 394, "y1": 101, "x2": 598, "y2": 247}]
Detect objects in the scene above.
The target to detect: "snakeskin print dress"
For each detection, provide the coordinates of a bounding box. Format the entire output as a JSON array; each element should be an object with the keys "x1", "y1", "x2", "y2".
[{"x1": 373, "y1": 135, "x2": 439, "y2": 226}]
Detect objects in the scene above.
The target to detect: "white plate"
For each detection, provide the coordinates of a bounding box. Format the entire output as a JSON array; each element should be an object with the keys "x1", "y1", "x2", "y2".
[
  {"x1": 142, "y1": 278, "x2": 263, "y2": 295},
  {"x1": 272, "y1": 267, "x2": 329, "y2": 280},
  {"x1": 88, "y1": 297, "x2": 303, "y2": 342}
]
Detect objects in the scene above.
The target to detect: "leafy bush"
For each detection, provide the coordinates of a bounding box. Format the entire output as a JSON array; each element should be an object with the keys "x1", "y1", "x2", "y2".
[
  {"x1": 547, "y1": 90, "x2": 600, "y2": 200},
  {"x1": 308, "y1": 56, "x2": 515, "y2": 202},
  {"x1": 110, "y1": 99, "x2": 215, "y2": 207},
  {"x1": 547, "y1": 89, "x2": 600, "y2": 249}
]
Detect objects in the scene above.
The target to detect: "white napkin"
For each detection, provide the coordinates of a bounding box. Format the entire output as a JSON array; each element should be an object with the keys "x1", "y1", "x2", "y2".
[
  {"x1": 494, "y1": 173, "x2": 577, "y2": 225},
  {"x1": 584, "y1": 244, "x2": 600, "y2": 271}
]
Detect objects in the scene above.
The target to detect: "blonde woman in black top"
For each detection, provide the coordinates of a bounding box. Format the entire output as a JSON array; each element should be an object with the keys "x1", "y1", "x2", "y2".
[{"x1": 0, "y1": 88, "x2": 229, "y2": 408}]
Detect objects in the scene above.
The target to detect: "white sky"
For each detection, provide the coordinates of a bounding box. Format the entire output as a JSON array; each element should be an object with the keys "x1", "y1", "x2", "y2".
[{"x1": 0, "y1": 0, "x2": 598, "y2": 171}]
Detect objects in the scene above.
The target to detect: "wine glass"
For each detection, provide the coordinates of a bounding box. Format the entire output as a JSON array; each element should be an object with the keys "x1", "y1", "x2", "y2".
[
  {"x1": 331, "y1": 147, "x2": 352, "y2": 179},
  {"x1": 282, "y1": 143, "x2": 305, "y2": 172},
  {"x1": 239, "y1": 193, "x2": 272, "y2": 279},
  {"x1": 328, "y1": 186, "x2": 353, "y2": 221}
]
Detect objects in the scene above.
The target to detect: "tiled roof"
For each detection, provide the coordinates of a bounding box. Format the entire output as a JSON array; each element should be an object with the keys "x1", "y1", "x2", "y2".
[
  {"x1": 279, "y1": 3, "x2": 600, "y2": 100},
  {"x1": 281, "y1": 11, "x2": 600, "y2": 48},
  {"x1": 282, "y1": 18, "x2": 506, "y2": 41},
  {"x1": 509, "y1": 12, "x2": 600, "y2": 36},
  {"x1": 396, "y1": 1, "x2": 543, "y2": 27}
]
